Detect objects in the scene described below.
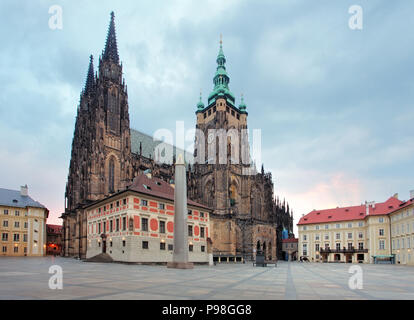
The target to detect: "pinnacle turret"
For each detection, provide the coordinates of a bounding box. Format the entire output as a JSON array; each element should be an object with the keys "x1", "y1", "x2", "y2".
[{"x1": 84, "y1": 55, "x2": 95, "y2": 95}]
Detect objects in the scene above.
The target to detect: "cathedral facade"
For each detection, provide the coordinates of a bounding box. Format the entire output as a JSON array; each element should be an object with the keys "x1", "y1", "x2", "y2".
[{"x1": 61, "y1": 12, "x2": 293, "y2": 261}]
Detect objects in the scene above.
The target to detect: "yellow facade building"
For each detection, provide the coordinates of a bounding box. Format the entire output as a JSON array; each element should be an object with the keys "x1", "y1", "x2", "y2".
[
  {"x1": 390, "y1": 196, "x2": 414, "y2": 265},
  {"x1": 298, "y1": 195, "x2": 404, "y2": 264},
  {"x1": 0, "y1": 186, "x2": 49, "y2": 257}
]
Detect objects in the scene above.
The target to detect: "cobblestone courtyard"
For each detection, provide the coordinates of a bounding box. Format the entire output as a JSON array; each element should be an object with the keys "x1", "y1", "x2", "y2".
[{"x1": 0, "y1": 257, "x2": 413, "y2": 300}]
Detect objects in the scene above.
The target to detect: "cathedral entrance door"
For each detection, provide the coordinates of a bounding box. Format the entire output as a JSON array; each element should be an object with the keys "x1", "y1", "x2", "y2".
[{"x1": 102, "y1": 240, "x2": 107, "y2": 254}]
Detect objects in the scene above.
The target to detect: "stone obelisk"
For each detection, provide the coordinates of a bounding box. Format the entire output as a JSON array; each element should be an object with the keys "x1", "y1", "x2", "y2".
[{"x1": 167, "y1": 154, "x2": 194, "y2": 269}]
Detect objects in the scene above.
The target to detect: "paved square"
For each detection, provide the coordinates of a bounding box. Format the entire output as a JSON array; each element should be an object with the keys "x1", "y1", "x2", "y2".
[{"x1": 0, "y1": 257, "x2": 413, "y2": 300}]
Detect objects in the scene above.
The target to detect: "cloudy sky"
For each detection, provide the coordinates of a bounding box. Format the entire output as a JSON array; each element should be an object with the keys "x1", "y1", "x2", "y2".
[{"x1": 1, "y1": 0, "x2": 413, "y2": 233}]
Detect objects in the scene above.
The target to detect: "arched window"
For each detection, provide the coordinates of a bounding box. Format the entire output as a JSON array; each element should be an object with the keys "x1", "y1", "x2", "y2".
[{"x1": 109, "y1": 158, "x2": 115, "y2": 193}]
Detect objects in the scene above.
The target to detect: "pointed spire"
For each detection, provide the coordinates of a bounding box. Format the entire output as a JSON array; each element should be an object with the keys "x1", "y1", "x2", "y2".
[
  {"x1": 197, "y1": 89, "x2": 205, "y2": 111},
  {"x1": 239, "y1": 93, "x2": 247, "y2": 113},
  {"x1": 84, "y1": 55, "x2": 95, "y2": 95},
  {"x1": 103, "y1": 11, "x2": 119, "y2": 63}
]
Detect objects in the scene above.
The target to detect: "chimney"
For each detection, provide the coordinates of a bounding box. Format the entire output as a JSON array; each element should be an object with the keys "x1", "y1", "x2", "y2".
[
  {"x1": 365, "y1": 201, "x2": 375, "y2": 215},
  {"x1": 393, "y1": 193, "x2": 399, "y2": 199},
  {"x1": 410, "y1": 190, "x2": 414, "y2": 200},
  {"x1": 20, "y1": 185, "x2": 28, "y2": 197}
]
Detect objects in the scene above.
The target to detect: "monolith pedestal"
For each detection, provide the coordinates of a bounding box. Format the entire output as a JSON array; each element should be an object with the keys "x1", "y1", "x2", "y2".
[{"x1": 167, "y1": 154, "x2": 194, "y2": 269}]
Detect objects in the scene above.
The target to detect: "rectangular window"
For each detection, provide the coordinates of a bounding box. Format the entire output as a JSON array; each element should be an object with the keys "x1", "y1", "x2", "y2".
[
  {"x1": 325, "y1": 225, "x2": 329, "y2": 230},
  {"x1": 15, "y1": 211, "x2": 19, "y2": 216},
  {"x1": 103, "y1": 221, "x2": 106, "y2": 233},
  {"x1": 3, "y1": 220, "x2": 8, "y2": 227},
  {"x1": 98, "y1": 223, "x2": 101, "y2": 234},
  {"x1": 379, "y1": 240, "x2": 385, "y2": 250},
  {"x1": 315, "y1": 244, "x2": 320, "y2": 252},
  {"x1": 303, "y1": 235, "x2": 307, "y2": 241},
  {"x1": 116, "y1": 218, "x2": 119, "y2": 231},
  {"x1": 189, "y1": 244, "x2": 193, "y2": 252},
  {"x1": 348, "y1": 223, "x2": 353, "y2": 228},
  {"x1": 348, "y1": 243, "x2": 353, "y2": 250},
  {"x1": 1, "y1": 233, "x2": 8, "y2": 241},
  {"x1": 336, "y1": 233, "x2": 340, "y2": 240},
  {"x1": 141, "y1": 200, "x2": 148, "y2": 207},
  {"x1": 13, "y1": 234, "x2": 19, "y2": 242},
  {"x1": 159, "y1": 221, "x2": 166, "y2": 234},
  {"x1": 358, "y1": 222, "x2": 363, "y2": 227},
  {"x1": 336, "y1": 224, "x2": 340, "y2": 229},
  {"x1": 200, "y1": 227, "x2": 205, "y2": 238},
  {"x1": 379, "y1": 217, "x2": 384, "y2": 223},
  {"x1": 123, "y1": 199, "x2": 127, "y2": 205},
  {"x1": 188, "y1": 210, "x2": 192, "y2": 216},
  {"x1": 23, "y1": 234, "x2": 27, "y2": 242},
  {"x1": 159, "y1": 203, "x2": 165, "y2": 210},
  {"x1": 348, "y1": 233, "x2": 352, "y2": 239},
  {"x1": 24, "y1": 222, "x2": 28, "y2": 229},
  {"x1": 200, "y1": 212, "x2": 205, "y2": 218},
  {"x1": 336, "y1": 243, "x2": 341, "y2": 250},
  {"x1": 142, "y1": 218, "x2": 148, "y2": 231},
  {"x1": 201, "y1": 245, "x2": 205, "y2": 252},
  {"x1": 116, "y1": 201, "x2": 120, "y2": 207},
  {"x1": 358, "y1": 242, "x2": 364, "y2": 250},
  {"x1": 122, "y1": 217, "x2": 126, "y2": 231},
  {"x1": 14, "y1": 221, "x2": 19, "y2": 228},
  {"x1": 359, "y1": 232, "x2": 363, "y2": 239},
  {"x1": 4, "y1": 210, "x2": 8, "y2": 215},
  {"x1": 14, "y1": 246, "x2": 18, "y2": 253},
  {"x1": 110, "y1": 220, "x2": 113, "y2": 232},
  {"x1": 2, "y1": 246, "x2": 7, "y2": 253},
  {"x1": 188, "y1": 225, "x2": 193, "y2": 237},
  {"x1": 142, "y1": 241, "x2": 149, "y2": 249},
  {"x1": 168, "y1": 244, "x2": 173, "y2": 251},
  {"x1": 379, "y1": 229, "x2": 384, "y2": 236},
  {"x1": 325, "y1": 234, "x2": 329, "y2": 240},
  {"x1": 160, "y1": 242, "x2": 166, "y2": 250},
  {"x1": 302, "y1": 244, "x2": 307, "y2": 256},
  {"x1": 316, "y1": 225, "x2": 320, "y2": 230}
]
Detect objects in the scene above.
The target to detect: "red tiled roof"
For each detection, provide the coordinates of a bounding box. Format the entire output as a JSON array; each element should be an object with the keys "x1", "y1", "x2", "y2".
[
  {"x1": 282, "y1": 238, "x2": 298, "y2": 243},
  {"x1": 297, "y1": 196, "x2": 404, "y2": 225},
  {"x1": 390, "y1": 198, "x2": 414, "y2": 213},
  {"x1": 128, "y1": 174, "x2": 210, "y2": 210}
]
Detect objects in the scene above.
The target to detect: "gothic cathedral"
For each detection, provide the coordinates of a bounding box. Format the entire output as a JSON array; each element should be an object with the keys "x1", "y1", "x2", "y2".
[{"x1": 61, "y1": 12, "x2": 294, "y2": 260}]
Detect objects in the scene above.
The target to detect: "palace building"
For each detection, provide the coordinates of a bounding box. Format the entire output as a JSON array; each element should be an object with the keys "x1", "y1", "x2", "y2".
[
  {"x1": 61, "y1": 12, "x2": 294, "y2": 261},
  {"x1": 0, "y1": 186, "x2": 49, "y2": 257},
  {"x1": 390, "y1": 194, "x2": 414, "y2": 265},
  {"x1": 298, "y1": 192, "x2": 414, "y2": 265},
  {"x1": 86, "y1": 173, "x2": 211, "y2": 263}
]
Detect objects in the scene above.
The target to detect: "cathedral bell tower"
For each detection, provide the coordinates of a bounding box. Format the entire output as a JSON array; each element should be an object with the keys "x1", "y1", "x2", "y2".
[
  {"x1": 64, "y1": 11, "x2": 132, "y2": 214},
  {"x1": 192, "y1": 37, "x2": 250, "y2": 217}
]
